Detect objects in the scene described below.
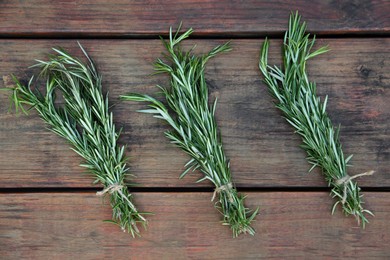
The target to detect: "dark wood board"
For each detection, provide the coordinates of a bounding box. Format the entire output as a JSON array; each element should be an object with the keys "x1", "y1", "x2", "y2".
[
  {"x1": 1, "y1": 1, "x2": 390, "y2": 258},
  {"x1": 0, "y1": 192, "x2": 389, "y2": 259},
  {"x1": 0, "y1": 0, "x2": 389, "y2": 37},
  {"x1": 1, "y1": 39, "x2": 389, "y2": 188}
]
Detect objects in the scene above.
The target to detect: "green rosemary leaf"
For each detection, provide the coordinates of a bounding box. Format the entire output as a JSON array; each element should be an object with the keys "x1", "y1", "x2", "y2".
[
  {"x1": 259, "y1": 12, "x2": 373, "y2": 226},
  {"x1": 121, "y1": 26, "x2": 259, "y2": 237},
  {"x1": 345, "y1": 154, "x2": 354, "y2": 164},
  {"x1": 5, "y1": 44, "x2": 147, "y2": 236}
]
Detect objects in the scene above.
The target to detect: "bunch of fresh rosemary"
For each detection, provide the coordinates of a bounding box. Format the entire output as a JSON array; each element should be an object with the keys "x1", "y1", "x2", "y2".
[
  {"x1": 121, "y1": 25, "x2": 258, "y2": 237},
  {"x1": 7, "y1": 44, "x2": 147, "y2": 236},
  {"x1": 259, "y1": 12, "x2": 374, "y2": 226}
]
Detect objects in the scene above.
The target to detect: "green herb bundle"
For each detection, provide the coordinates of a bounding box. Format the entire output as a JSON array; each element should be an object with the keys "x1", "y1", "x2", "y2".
[
  {"x1": 7, "y1": 44, "x2": 147, "y2": 236},
  {"x1": 121, "y1": 25, "x2": 258, "y2": 237},
  {"x1": 259, "y1": 13, "x2": 373, "y2": 226}
]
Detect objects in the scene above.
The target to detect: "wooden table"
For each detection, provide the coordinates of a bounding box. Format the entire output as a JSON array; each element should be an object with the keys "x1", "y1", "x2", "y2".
[{"x1": 1, "y1": 1, "x2": 389, "y2": 259}]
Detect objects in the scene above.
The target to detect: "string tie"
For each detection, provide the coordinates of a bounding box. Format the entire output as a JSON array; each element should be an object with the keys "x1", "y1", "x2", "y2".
[
  {"x1": 211, "y1": 183, "x2": 233, "y2": 202},
  {"x1": 96, "y1": 183, "x2": 123, "y2": 196},
  {"x1": 336, "y1": 170, "x2": 375, "y2": 204},
  {"x1": 96, "y1": 183, "x2": 145, "y2": 222}
]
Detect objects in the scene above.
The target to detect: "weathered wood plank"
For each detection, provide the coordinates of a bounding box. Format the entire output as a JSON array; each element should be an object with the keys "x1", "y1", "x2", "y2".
[
  {"x1": 0, "y1": 39, "x2": 389, "y2": 188},
  {"x1": 0, "y1": 192, "x2": 389, "y2": 259},
  {"x1": 0, "y1": 0, "x2": 389, "y2": 37}
]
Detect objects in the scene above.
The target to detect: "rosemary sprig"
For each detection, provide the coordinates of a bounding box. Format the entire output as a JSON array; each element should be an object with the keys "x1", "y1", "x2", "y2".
[
  {"x1": 6, "y1": 43, "x2": 147, "y2": 237},
  {"x1": 259, "y1": 12, "x2": 373, "y2": 226},
  {"x1": 121, "y1": 25, "x2": 259, "y2": 237}
]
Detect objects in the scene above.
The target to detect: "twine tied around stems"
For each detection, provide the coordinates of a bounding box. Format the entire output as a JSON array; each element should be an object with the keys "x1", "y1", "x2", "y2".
[
  {"x1": 336, "y1": 170, "x2": 375, "y2": 204},
  {"x1": 96, "y1": 183, "x2": 145, "y2": 221},
  {"x1": 211, "y1": 183, "x2": 233, "y2": 202},
  {"x1": 96, "y1": 183, "x2": 124, "y2": 196}
]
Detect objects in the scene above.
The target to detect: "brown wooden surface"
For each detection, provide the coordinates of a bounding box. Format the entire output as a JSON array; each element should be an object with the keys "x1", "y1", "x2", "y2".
[
  {"x1": 1, "y1": 1, "x2": 390, "y2": 259},
  {"x1": 0, "y1": 39, "x2": 388, "y2": 188},
  {"x1": 0, "y1": 0, "x2": 389, "y2": 37},
  {"x1": 1, "y1": 192, "x2": 389, "y2": 259}
]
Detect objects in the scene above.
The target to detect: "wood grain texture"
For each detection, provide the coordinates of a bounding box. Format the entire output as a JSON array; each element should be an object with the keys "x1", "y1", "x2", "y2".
[
  {"x1": 0, "y1": 192, "x2": 389, "y2": 259},
  {"x1": 1, "y1": 1, "x2": 389, "y2": 258},
  {"x1": 0, "y1": 39, "x2": 389, "y2": 188},
  {"x1": 0, "y1": 0, "x2": 389, "y2": 37}
]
